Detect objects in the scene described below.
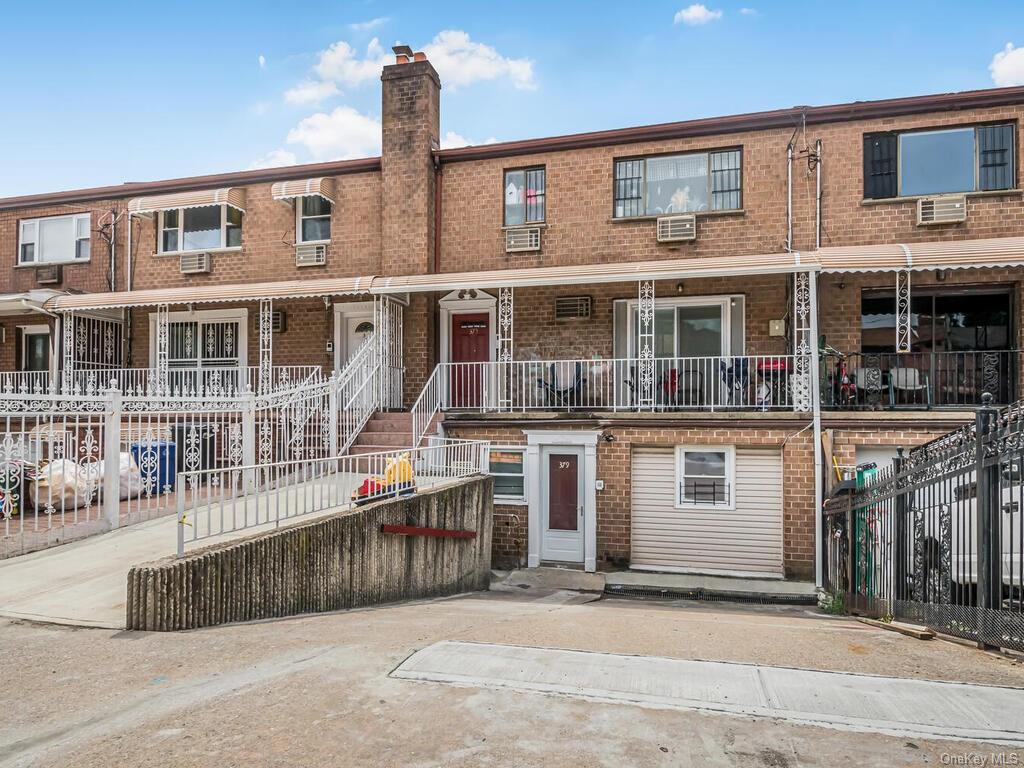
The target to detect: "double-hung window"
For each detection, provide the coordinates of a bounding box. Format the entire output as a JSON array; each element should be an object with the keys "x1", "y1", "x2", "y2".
[
  {"x1": 614, "y1": 149, "x2": 742, "y2": 218},
  {"x1": 676, "y1": 446, "x2": 734, "y2": 508},
  {"x1": 864, "y1": 123, "x2": 1016, "y2": 199},
  {"x1": 297, "y1": 196, "x2": 332, "y2": 243},
  {"x1": 157, "y1": 205, "x2": 243, "y2": 254},
  {"x1": 490, "y1": 447, "x2": 526, "y2": 502},
  {"x1": 18, "y1": 213, "x2": 91, "y2": 264},
  {"x1": 504, "y1": 167, "x2": 545, "y2": 226}
]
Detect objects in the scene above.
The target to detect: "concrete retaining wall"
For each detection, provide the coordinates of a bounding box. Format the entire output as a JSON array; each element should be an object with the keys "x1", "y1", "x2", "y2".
[{"x1": 126, "y1": 477, "x2": 494, "y2": 631}]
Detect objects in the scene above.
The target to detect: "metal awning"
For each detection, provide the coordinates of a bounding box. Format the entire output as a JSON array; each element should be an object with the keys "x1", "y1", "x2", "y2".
[
  {"x1": 370, "y1": 251, "x2": 813, "y2": 294},
  {"x1": 44, "y1": 277, "x2": 373, "y2": 311},
  {"x1": 816, "y1": 236, "x2": 1024, "y2": 272},
  {"x1": 270, "y1": 177, "x2": 334, "y2": 204},
  {"x1": 0, "y1": 289, "x2": 65, "y2": 316},
  {"x1": 128, "y1": 187, "x2": 246, "y2": 215}
]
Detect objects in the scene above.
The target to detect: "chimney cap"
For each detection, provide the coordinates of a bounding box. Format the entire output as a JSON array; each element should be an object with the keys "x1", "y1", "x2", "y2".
[{"x1": 392, "y1": 45, "x2": 414, "y2": 57}]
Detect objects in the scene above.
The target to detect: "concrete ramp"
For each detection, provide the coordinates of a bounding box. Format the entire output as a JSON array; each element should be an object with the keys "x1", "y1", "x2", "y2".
[{"x1": 391, "y1": 641, "x2": 1024, "y2": 745}]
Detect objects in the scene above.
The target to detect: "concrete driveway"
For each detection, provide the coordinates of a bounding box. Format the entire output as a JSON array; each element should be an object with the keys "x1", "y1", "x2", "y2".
[{"x1": 1, "y1": 586, "x2": 1023, "y2": 767}]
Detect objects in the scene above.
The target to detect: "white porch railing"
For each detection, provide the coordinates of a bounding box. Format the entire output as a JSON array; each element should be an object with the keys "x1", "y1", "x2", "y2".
[
  {"x1": 336, "y1": 334, "x2": 382, "y2": 454},
  {"x1": 1, "y1": 366, "x2": 323, "y2": 397},
  {"x1": 176, "y1": 437, "x2": 489, "y2": 555},
  {"x1": 430, "y1": 355, "x2": 802, "y2": 412}
]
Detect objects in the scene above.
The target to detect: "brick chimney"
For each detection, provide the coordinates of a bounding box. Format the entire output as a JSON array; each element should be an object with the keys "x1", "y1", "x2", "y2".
[{"x1": 380, "y1": 45, "x2": 440, "y2": 276}]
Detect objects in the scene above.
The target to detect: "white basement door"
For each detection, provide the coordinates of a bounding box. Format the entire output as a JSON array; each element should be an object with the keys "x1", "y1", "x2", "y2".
[{"x1": 630, "y1": 446, "x2": 784, "y2": 576}]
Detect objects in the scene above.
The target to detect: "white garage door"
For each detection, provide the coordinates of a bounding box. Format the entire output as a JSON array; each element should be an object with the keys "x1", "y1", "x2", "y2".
[{"x1": 630, "y1": 446, "x2": 784, "y2": 576}]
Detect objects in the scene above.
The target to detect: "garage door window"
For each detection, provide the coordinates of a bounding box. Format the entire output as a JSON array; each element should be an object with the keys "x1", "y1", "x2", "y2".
[
  {"x1": 676, "y1": 446, "x2": 734, "y2": 509},
  {"x1": 490, "y1": 447, "x2": 526, "y2": 502}
]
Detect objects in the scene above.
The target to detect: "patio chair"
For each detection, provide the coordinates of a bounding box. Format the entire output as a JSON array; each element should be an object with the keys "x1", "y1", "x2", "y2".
[
  {"x1": 850, "y1": 366, "x2": 883, "y2": 406},
  {"x1": 889, "y1": 367, "x2": 931, "y2": 407},
  {"x1": 663, "y1": 367, "x2": 704, "y2": 407},
  {"x1": 719, "y1": 358, "x2": 749, "y2": 406},
  {"x1": 536, "y1": 362, "x2": 586, "y2": 408}
]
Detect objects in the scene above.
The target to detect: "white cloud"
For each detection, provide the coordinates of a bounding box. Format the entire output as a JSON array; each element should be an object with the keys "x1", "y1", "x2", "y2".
[
  {"x1": 990, "y1": 43, "x2": 1024, "y2": 87},
  {"x1": 313, "y1": 37, "x2": 390, "y2": 88},
  {"x1": 739, "y1": 7, "x2": 758, "y2": 15},
  {"x1": 286, "y1": 106, "x2": 382, "y2": 160},
  {"x1": 440, "y1": 131, "x2": 499, "y2": 149},
  {"x1": 674, "y1": 4, "x2": 723, "y2": 25},
  {"x1": 350, "y1": 17, "x2": 389, "y2": 31},
  {"x1": 284, "y1": 79, "x2": 340, "y2": 105},
  {"x1": 249, "y1": 149, "x2": 298, "y2": 170},
  {"x1": 423, "y1": 30, "x2": 535, "y2": 91},
  {"x1": 258, "y1": 54, "x2": 266, "y2": 70}
]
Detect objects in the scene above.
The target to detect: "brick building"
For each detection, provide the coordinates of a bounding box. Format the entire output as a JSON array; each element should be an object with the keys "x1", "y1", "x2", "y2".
[{"x1": 4, "y1": 46, "x2": 1024, "y2": 583}]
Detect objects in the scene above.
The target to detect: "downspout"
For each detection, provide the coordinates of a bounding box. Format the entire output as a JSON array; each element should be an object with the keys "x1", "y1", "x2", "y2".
[
  {"x1": 815, "y1": 139, "x2": 822, "y2": 250},
  {"x1": 786, "y1": 142, "x2": 794, "y2": 252},
  {"x1": 109, "y1": 208, "x2": 117, "y2": 292},
  {"x1": 21, "y1": 299, "x2": 60, "y2": 387},
  {"x1": 125, "y1": 211, "x2": 133, "y2": 366}
]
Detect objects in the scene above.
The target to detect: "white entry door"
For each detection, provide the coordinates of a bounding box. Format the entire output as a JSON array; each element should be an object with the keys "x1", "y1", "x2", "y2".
[
  {"x1": 345, "y1": 314, "x2": 374, "y2": 363},
  {"x1": 541, "y1": 446, "x2": 585, "y2": 563}
]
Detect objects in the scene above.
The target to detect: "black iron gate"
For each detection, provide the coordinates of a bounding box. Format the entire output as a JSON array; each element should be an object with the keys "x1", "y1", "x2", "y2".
[{"x1": 823, "y1": 395, "x2": 1024, "y2": 652}]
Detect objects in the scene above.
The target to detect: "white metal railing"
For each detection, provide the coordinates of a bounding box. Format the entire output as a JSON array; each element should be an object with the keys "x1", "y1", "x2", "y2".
[
  {"x1": 432, "y1": 355, "x2": 801, "y2": 412},
  {"x1": 336, "y1": 333, "x2": 382, "y2": 454},
  {"x1": 2, "y1": 366, "x2": 323, "y2": 397},
  {"x1": 411, "y1": 363, "x2": 444, "y2": 449},
  {"x1": 176, "y1": 438, "x2": 489, "y2": 555}
]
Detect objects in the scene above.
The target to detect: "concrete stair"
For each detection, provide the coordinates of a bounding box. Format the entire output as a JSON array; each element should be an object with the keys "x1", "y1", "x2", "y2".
[{"x1": 348, "y1": 411, "x2": 442, "y2": 455}]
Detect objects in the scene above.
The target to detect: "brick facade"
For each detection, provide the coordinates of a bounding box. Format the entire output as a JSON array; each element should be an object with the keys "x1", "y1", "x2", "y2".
[{"x1": 3, "y1": 61, "x2": 1024, "y2": 581}]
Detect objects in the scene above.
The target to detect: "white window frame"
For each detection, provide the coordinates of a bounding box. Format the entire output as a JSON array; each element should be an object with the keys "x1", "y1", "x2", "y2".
[
  {"x1": 18, "y1": 324, "x2": 51, "y2": 372},
  {"x1": 623, "y1": 295, "x2": 737, "y2": 359},
  {"x1": 675, "y1": 445, "x2": 735, "y2": 510},
  {"x1": 17, "y1": 213, "x2": 91, "y2": 265},
  {"x1": 295, "y1": 195, "x2": 332, "y2": 245},
  {"x1": 157, "y1": 205, "x2": 242, "y2": 255},
  {"x1": 490, "y1": 446, "x2": 527, "y2": 504},
  {"x1": 147, "y1": 308, "x2": 248, "y2": 368}
]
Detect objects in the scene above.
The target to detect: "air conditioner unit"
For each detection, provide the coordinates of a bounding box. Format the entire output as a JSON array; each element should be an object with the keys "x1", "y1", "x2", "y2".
[
  {"x1": 179, "y1": 252, "x2": 210, "y2": 274},
  {"x1": 656, "y1": 214, "x2": 697, "y2": 242},
  {"x1": 555, "y1": 295, "x2": 592, "y2": 321},
  {"x1": 505, "y1": 226, "x2": 541, "y2": 253},
  {"x1": 295, "y1": 242, "x2": 327, "y2": 267},
  {"x1": 34, "y1": 264, "x2": 62, "y2": 285},
  {"x1": 917, "y1": 195, "x2": 967, "y2": 226}
]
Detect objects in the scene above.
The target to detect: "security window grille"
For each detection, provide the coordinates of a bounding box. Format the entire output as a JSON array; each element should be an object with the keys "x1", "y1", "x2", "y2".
[
  {"x1": 677, "y1": 447, "x2": 734, "y2": 508},
  {"x1": 157, "y1": 205, "x2": 244, "y2": 253},
  {"x1": 863, "y1": 123, "x2": 1015, "y2": 199},
  {"x1": 490, "y1": 447, "x2": 526, "y2": 501},
  {"x1": 504, "y1": 167, "x2": 545, "y2": 226},
  {"x1": 167, "y1": 320, "x2": 240, "y2": 368},
  {"x1": 614, "y1": 150, "x2": 742, "y2": 218},
  {"x1": 18, "y1": 213, "x2": 91, "y2": 265},
  {"x1": 298, "y1": 195, "x2": 332, "y2": 243}
]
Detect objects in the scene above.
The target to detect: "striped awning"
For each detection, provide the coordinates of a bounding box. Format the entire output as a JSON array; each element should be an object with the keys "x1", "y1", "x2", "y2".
[
  {"x1": 128, "y1": 187, "x2": 246, "y2": 214},
  {"x1": 370, "y1": 251, "x2": 813, "y2": 294},
  {"x1": 270, "y1": 177, "x2": 334, "y2": 204},
  {"x1": 816, "y1": 236, "x2": 1024, "y2": 272},
  {"x1": 44, "y1": 276, "x2": 373, "y2": 311}
]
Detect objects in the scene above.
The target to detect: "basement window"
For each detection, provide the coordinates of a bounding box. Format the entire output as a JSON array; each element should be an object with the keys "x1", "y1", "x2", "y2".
[
  {"x1": 18, "y1": 213, "x2": 91, "y2": 264},
  {"x1": 676, "y1": 445, "x2": 734, "y2": 509},
  {"x1": 490, "y1": 447, "x2": 526, "y2": 502}
]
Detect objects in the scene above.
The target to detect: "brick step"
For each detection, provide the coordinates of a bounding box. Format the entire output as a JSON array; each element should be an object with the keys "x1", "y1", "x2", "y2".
[
  {"x1": 348, "y1": 444, "x2": 413, "y2": 456},
  {"x1": 369, "y1": 411, "x2": 414, "y2": 424},
  {"x1": 354, "y1": 431, "x2": 413, "y2": 447},
  {"x1": 361, "y1": 418, "x2": 413, "y2": 433}
]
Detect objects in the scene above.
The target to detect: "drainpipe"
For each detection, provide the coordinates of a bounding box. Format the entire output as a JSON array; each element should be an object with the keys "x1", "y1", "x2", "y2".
[
  {"x1": 21, "y1": 299, "x2": 60, "y2": 387},
  {"x1": 815, "y1": 139, "x2": 823, "y2": 251},
  {"x1": 786, "y1": 141, "x2": 794, "y2": 252},
  {"x1": 125, "y1": 212, "x2": 133, "y2": 366},
  {"x1": 109, "y1": 209, "x2": 117, "y2": 292}
]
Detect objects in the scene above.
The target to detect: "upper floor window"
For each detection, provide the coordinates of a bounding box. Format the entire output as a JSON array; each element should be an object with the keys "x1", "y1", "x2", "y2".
[
  {"x1": 864, "y1": 123, "x2": 1016, "y2": 200},
  {"x1": 18, "y1": 213, "x2": 90, "y2": 264},
  {"x1": 614, "y1": 149, "x2": 742, "y2": 218},
  {"x1": 504, "y1": 167, "x2": 545, "y2": 226},
  {"x1": 297, "y1": 196, "x2": 331, "y2": 243},
  {"x1": 158, "y1": 205, "x2": 243, "y2": 254}
]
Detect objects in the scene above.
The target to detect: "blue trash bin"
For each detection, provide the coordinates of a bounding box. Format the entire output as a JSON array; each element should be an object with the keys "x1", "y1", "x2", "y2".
[{"x1": 130, "y1": 440, "x2": 177, "y2": 495}]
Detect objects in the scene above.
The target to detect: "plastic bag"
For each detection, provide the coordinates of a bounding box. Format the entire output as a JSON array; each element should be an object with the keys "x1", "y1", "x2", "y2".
[{"x1": 28, "y1": 459, "x2": 99, "y2": 510}]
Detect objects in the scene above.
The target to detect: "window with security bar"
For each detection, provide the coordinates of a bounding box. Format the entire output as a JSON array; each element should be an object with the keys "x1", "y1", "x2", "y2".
[
  {"x1": 676, "y1": 446, "x2": 734, "y2": 508},
  {"x1": 504, "y1": 167, "x2": 545, "y2": 226},
  {"x1": 167, "y1": 320, "x2": 241, "y2": 368},
  {"x1": 614, "y1": 149, "x2": 742, "y2": 218}
]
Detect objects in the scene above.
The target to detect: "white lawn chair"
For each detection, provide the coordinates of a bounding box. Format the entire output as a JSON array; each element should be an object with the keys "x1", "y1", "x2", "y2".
[{"x1": 889, "y1": 367, "x2": 931, "y2": 406}]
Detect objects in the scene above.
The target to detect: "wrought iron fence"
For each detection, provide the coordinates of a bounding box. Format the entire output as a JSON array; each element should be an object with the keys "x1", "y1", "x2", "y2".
[
  {"x1": 821, "y1": 349, "x2": 1017, "y2": 409},
  {"x1": 823, "y1": 395, "x2": 1024, "y2": 652},
  {"x1": 176, "y1": 437, "x2": 489, "y2": 555}
]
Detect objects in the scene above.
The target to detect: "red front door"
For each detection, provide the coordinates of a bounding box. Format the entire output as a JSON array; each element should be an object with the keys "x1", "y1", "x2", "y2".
[{"x1": 450, "y1": 313, "x2": 490, "y2": 407}]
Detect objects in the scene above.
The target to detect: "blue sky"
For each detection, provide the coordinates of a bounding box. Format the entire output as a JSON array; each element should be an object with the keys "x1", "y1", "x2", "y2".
[{"x1": 2, "y1": 0, "x2": 1024, "y2": 198}]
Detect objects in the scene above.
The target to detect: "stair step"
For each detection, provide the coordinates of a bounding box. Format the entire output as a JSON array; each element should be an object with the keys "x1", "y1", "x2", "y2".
[
  {"x1": 355, "y1": 431, "x2": 412, "y2": 447},
  {"x1": 362, "y1": 419, "x2": 412, "y2": 433},
  {"x1": 349, "y1": 444, "x2": 412, "y2": 455}
]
